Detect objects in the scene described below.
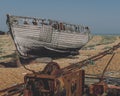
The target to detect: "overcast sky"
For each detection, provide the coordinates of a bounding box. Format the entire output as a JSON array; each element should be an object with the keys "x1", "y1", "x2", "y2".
[{"x1": 0, "y1": 0, "x2": 120, "y2": 34}]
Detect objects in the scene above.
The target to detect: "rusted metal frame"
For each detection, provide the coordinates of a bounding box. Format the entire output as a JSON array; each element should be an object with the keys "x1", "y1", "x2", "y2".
[
  {"x1": 62, "y1": 70, "x2": 84, "y2": 96},
  {"x1": 0, "y1": 83, "x2": 24, "y2": 96},
  {"x1": 24, "y1": 73, "x2": 56, "y2": 79},
  {"x1": 61, "y1": 66, "x2": 83, "y2": 76},
  {"x1": 23, "y1": 74, "x2": 55, "y2": 96},
  {"x1": 1, "y1": 89, "x2": 23, "y2": 96},
  {"x1": 0, "y1": 83, "x2": 24, "y2": 92}
]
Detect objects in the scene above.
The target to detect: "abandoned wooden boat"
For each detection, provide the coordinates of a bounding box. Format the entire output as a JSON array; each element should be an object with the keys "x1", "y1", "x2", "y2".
[{"x1": 7, "y1": 14, "x2": 91, "y2": 58}]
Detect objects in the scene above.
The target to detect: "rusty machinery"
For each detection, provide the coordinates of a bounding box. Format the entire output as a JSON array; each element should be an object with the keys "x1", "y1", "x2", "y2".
[
  {"x1": 22, "y1": 62, "x2": 85, "y2": 96},
  {"x1": 0, "y1": 62, "x2": 84, "y2": 96},
  {"x1": 0, "y1": 43, "x2": 120, "y2": 96}
]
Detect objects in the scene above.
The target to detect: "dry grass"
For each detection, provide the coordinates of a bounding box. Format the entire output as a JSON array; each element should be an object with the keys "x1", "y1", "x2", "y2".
[{"x1": 0, "y1": 35, "x2": 16, "y2": 62}]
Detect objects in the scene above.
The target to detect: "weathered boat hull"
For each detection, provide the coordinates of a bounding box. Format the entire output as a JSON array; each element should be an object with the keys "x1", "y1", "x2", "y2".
[{"x1": 7, "y1": 15, "x2": 91, "y2": 58}]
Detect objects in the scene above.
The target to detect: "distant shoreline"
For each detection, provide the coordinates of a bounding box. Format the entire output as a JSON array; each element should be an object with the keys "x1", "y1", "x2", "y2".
[{"x1": 93, "y1": 33, "x2": 120, "y2": 36}]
